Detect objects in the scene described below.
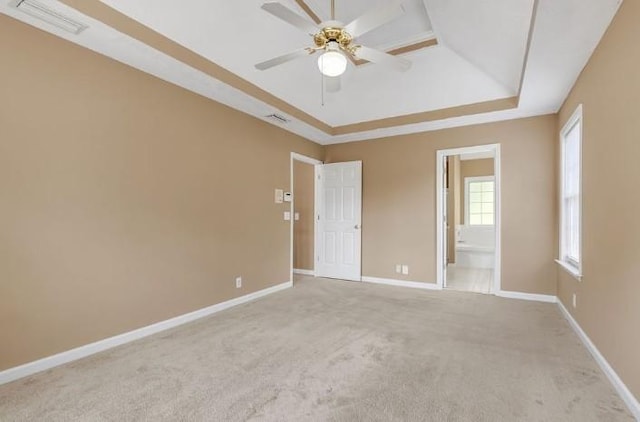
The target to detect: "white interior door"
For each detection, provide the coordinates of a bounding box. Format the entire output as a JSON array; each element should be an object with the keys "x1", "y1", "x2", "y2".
[{"x1": 316, "y1": 161, "x2": 362, "y2": 281}]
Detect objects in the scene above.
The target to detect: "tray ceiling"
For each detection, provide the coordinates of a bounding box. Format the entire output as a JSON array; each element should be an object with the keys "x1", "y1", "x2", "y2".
[
  {"x1": 0, "y1": 0, "x2": 624, "y2": 144},
  {"x1": 96, "y1": 0, "x2": 525, "y2": 128}
]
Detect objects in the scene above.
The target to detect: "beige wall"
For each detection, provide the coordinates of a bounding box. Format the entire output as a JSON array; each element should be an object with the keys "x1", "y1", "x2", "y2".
[
  {"x1": 557, "y1": 0, "x2": 640, "y2": 400},
  {"x1": 461, "y1": 158, "x2": 494, "y2": 176},
  {"x1": 459, "y1": 158, "x2": 495, "y2": 224},
  {"x1": 325, "y1": 115, "x2": 557, "y2": 294},
  {"x1": 293, "y1": 161, "x2": 315, "y2": 271},
  {"x1": 0, "y1": 16, "x2": 322, "y2": 371}
]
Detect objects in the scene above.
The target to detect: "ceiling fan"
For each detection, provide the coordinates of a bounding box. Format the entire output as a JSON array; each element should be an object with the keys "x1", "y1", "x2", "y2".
[{"x1": 255, "y1": 0, "x2": 412, "y2": 84}]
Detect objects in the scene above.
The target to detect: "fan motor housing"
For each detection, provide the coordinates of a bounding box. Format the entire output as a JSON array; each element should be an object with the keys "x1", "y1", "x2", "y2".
[{"x1": 314, "y1": 27, "x2": 352, "y2": 49}]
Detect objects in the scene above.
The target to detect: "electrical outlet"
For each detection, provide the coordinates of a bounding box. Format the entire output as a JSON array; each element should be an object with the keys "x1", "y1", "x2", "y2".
[
  {"x1": 402, "y1": 265, "x2": 409, "y2": 275},
  {"x1": 572, "y1": 293, "x2": 577, "y2": 308},
  {"x1": 395, "y1": 264, "x2": 402, "y2": 274},
  {"x1": 235, "y1": 277, "x2": 242, "y2": 289}
]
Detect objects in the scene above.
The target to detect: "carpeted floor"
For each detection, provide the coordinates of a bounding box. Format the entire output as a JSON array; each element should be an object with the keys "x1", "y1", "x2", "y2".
[{"x1": 0, "y1": 276, "x2": 634, "y2": 421}]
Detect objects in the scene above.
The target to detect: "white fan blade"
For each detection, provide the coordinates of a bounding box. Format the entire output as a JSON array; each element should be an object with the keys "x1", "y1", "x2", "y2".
[
  {"x1": 255, "y1": 48, "x2": 313, "y2": 70},
  {"x1": 325, "y1": 76, "x2": 341, "y2": 93},
  {"x1": 344, "y1": 2, "x2": 405, "y2": 38},
  {"x1": 261, "y1": 2, "x2": 319, "y2": 35},
  {"x1": 353, "y1": 45, "x2": 411, "y2": 72}
]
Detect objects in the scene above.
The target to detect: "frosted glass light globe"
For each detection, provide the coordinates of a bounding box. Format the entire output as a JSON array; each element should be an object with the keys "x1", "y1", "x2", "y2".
[{"x1": 317, "y1": 51, "x2": 347, "y2": 77}]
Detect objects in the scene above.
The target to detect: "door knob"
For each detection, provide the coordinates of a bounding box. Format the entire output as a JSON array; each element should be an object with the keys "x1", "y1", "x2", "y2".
[{"x1": 354, "y1": 224, "x2": 360, "y2": 229}]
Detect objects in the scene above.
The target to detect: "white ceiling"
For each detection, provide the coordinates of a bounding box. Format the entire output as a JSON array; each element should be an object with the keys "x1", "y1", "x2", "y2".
[
  {"x1": 99, "y1": 0, "x2": 525, "y2": 127},
  {"x1": 297, "y1": 0, "x2": 434, "y2": 49},
  {"x1": 0, "y1": 0, "x2": 623, "y2": 144},
  {"x1": 425, "y1": 0, "x2": 533, "y2": 94}
]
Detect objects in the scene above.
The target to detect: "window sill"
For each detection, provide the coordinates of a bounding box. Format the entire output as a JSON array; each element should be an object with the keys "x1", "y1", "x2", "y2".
[{"x1": 555, "y1": 259, "x2": 583, "y2": 281}]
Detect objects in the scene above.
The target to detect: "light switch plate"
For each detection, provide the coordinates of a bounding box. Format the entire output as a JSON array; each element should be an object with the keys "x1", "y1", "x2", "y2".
[
  {"x1": 402, "y1": 265, "x2": 409, "y2": 275},
  {"x1": 395, "y1": 264, "x2": 402, "y2": 274},
  {"x1": 284, "y1": 211, "x2": 291, "y2": 221},
  {"x1": 275, "y1": 189, "x2": 284, "y2": 204},
  {"x1": 294, "y1": 212, "x2": 300, "y2": 221}
]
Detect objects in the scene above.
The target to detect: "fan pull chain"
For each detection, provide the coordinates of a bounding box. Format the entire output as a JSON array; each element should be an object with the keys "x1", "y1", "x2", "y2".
[{"x1": 331, "y1": 0, "x2": 335, "y2": 20}]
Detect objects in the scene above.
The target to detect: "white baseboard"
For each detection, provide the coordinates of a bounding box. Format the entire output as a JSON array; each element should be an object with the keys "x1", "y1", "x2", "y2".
[
  {"x1": 557, "y1": 300, "x2": 640, "y2": 419},
  {"x1": 0, "y1": 281, "x2": 293, "y2": 386},
  {"x1": 293, "y1": 269, "x2": 315, "y2": 276},
  {"x1": 496, "y1": 290, "x2": 557, "y2": 303},
  {"x1": 362, "y1": 276, "x2": 441, "y2": 291}
]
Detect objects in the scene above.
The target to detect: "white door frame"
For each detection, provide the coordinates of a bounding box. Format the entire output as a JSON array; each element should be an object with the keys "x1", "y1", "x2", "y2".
[
  {"x1": 436, "y1": 144, "x2": 502, "y2": 293},
  {"x1": 290, "y1": 152, "x2": 323, "y2": 283}
]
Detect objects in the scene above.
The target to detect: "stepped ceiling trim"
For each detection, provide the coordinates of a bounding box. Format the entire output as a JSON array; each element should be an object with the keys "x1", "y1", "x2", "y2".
[{"x1": 56, "y1": 0, "x2": 525, "y2": 136}]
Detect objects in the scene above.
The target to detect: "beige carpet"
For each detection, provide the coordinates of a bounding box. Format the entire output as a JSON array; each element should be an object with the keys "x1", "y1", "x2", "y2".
[{"x1": 0, "y1": 276, "x2": 633, "y2": 421}]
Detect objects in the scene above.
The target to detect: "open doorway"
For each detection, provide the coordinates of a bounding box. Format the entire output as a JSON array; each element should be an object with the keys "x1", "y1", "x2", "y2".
[
  {"x1": 290, "y1": 153, "x2": 322, "y2": 284},
  {"x1": 436, "y1": 145, "x2": 501, "y2": 294}
]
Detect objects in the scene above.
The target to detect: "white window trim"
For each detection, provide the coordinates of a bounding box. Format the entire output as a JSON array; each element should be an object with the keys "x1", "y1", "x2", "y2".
[
  {"x1": 555, "y1": 259, "x2": 582, "y2": 281},
  {"x1": 558, "y1": 104, "x2": 583, "y2": 281},
  {"x1": 464, "y1": 176, "x2": 495, "y2": 226}
]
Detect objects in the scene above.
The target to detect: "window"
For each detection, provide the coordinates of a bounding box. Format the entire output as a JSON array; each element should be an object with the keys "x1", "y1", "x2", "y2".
[
  {"x1": 465, "y1": 176, "x2": 495, "y2": 226},
  {"x1": 559, "y1": 105, "x2": 582, "y2": 274}
]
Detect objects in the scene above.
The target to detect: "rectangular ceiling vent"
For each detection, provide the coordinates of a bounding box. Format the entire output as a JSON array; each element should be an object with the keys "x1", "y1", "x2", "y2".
[
  {"x1": 264, "y1": 113, "x2": 290, "y2": 124},
  {"x1": 9, "y1": 0, "x2": 88, "y2": 35}
]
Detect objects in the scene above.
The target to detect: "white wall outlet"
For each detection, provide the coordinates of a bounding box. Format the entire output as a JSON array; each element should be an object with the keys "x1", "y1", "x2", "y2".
[
  {"x1": 235, "y1": 277, "x2": 242, "y2": 289},
  {"x1": 395, "y1": 264, "x2": 402, "y2": 274},
  {"x1": 294, "y1": 212, "x2": 300, "y2": 221},
  {"x1": 274, "y1": 189, "x2": 284, "y2": 204},
  {"x1": 572, "y1": 293, "x2": 577, "y2": 308},
  {"x1": 284, "y1": 211, "x2": 291, "y2": 221},
  {"x1": 402, "y1": 265, "x2": 409, "y2": 275}
]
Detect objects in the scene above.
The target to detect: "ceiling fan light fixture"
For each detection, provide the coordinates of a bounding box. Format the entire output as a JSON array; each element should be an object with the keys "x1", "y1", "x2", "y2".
[
  {"x1": 317, "y1": 42, "x2": 347, "y2": 77},
  {"x1": 256, "y1": 1, "x2": 411, "y2": 78}
]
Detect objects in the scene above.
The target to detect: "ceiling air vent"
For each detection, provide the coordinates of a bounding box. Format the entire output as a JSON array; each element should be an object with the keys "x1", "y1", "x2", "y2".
[
  {"x1": 9, "y1": 0, "x2": 88, "y2": 35},
  {"x1": 264, "y1": 113, "x2": 290, "y2": 124}
]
